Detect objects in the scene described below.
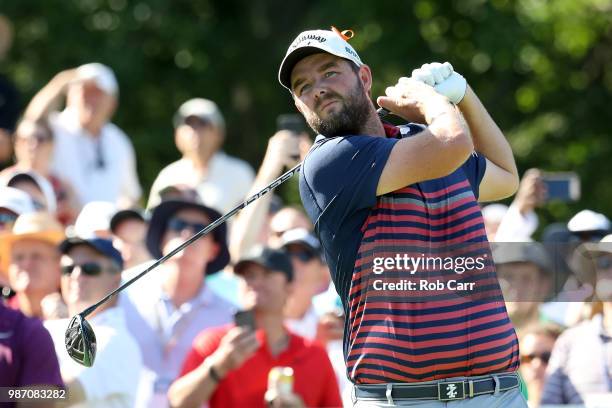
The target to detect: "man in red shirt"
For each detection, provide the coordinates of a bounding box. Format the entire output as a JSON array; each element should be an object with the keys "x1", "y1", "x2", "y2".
[{"x1": 168, "y1": 246, "x2": 342, "y2": 408}]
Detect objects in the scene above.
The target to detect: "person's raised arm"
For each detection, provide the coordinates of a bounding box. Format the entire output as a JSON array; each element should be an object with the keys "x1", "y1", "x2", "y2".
[
  {"x1": 457, "y1": 86, "x2": 519, "y2": 201},
  {"x1": 375, "y1": 78, "x2": 473, "y2": 196},
  {"x1": 229, "y1": 131, "x2": 308, "y2": 260},
  {"x1": 23, "y1": 69, "x2": 77, "y2": 121},
  {"x1": 168, "y1": 327, "x2": 259, "y2": 408}
]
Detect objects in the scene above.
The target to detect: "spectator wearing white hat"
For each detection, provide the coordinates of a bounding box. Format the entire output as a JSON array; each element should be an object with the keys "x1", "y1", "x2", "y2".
[
  {"x1": 147, "y1": 98, "x2": 254, "y2": 213},
  {"x1": 0, "y1": 186, "x2": 35, "y2": 233},
  {"x1": 23, "y1": 63, "x2": 142, "y2": 208},
  {"x1": 73, "y1": 201, "x2": 117, "y2": 239},
  {"x1": 3, "y1": 170, "x2": 57, "y2": 214},
  {"x1": 567, "y1": 209, "x2": 610, "y2": 242},
  {"x1": 0, "y1": 187, "x2": 35, "y2": 289}
]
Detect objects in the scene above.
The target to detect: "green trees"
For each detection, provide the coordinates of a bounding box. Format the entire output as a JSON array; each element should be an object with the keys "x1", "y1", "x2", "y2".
[{"x1": 3, "y1": 0, "x2": 611, "y2": 223}]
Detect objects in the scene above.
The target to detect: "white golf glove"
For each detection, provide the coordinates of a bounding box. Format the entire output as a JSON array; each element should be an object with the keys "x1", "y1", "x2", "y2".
[{"x1": 411, "y1": 62, "x2": 467, "y2": 104}]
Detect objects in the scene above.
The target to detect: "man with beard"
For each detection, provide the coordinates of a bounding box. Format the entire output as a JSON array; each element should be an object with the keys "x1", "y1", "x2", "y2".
[{"x1": 277, "y1": 27, "x2": 524, "y2": 407}]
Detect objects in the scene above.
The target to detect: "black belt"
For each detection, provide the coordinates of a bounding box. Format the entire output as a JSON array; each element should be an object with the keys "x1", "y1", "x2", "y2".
[{"x1": 355, "y1": 373, "x2": 519, "y2": 402}]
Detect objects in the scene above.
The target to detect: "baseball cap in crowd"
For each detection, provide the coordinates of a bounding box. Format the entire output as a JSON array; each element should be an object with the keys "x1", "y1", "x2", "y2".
[
  {"x1": 493, "y1": 242, "x2": 553, "y2": 274},
  {"x1": 60, "y1": 237, "x2": 124, "y2": 271},
  {"x1": 109, "y1": 208, "x2": 146, "y2": 235},
  {"x1": 75, "y1": 63, "x2": 119, "y2": 96},
  {"x1": 0, "y1": 186, "x2": 35, "y2": 216},
  {"x1": 173, "y1": 98, "x2": 225, "y2": 131},
  {"x1": 567, "y1": 209, "x2": 610, "y2": 236},
  {"x1": 146, "y1": 199, "x2": 229, "y2": 274},
  {"x1": 278, "y1": 26, "x2": 363, "y2": 90},
  {"x1": 234, "y1": 246, "x2": 294, "y2": 282},
  {"x1": 74, "y1": 201, "x2": 117, "y2": 239},
  {"x1": 280, "y1": 228, "x2": 321, "y2": 252},
  {"x1": 5, "y1": 170, "x2": 57, "y2": 213}
]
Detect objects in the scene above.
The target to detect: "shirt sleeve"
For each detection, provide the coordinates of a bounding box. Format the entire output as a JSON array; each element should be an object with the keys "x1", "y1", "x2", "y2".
[
  {"x1": 460, "y1": 152, "x2": 487, "y2": 199},
  {"x1": 179, "y1": 328, "x2": 226, "y2": 377},
  {"x1": 300, "y1": 136, "x2": 397, "y2": 230},
  {"x1": 18, "y1": 318, "x2": 64, "y2": 387}
]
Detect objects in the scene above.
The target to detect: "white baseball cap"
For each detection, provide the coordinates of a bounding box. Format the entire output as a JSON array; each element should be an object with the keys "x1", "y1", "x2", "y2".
[
  {"x1": 6, "y1": 170, "x2": 57, "y2": 214},
  {"x1": 173, "y1": 98, "x2": 225, "y2": 131},
  {"x1": 278, "y1": 27, "x2": 363, "y2": 91},
  {"x1": 74, "y1": 201, "x2": 117, "y2": 239},
  {"x1": 75, "y1": 62, "x2": 119, "y2": 95},
  {"x1": 0, "y1": 187, "x2": 36, "y2": 215},
  {"x1": 567, "y1": 209, "x2": 610, "y2": 233}
]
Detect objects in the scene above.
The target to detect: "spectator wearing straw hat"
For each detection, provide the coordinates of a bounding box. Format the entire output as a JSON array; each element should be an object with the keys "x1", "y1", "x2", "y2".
[
  {"x1": 0, "y1": 212, "x2": 64, "y2": 318},
  {"x1": 541, "y1": 234, "x2": 612, "y2": 405}
]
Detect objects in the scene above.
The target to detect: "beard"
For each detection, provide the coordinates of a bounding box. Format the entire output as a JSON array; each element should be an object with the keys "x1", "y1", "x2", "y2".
[{"x1": 304, "y1": 80, "x2": 373, "y2": 137}]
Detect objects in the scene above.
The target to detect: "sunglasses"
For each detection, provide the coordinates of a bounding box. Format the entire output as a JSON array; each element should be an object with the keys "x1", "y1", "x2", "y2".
[
  {"x1": 167, "y1": 217, "x2": 208, "y2": 234},
  {"x1": 61, "y1": 262, "x2": 110, "y2": 277},
  {"x1": 0, "y1": 213, "x2": 18, "y2": 224},
  {"x1": 520, "y1": 352, "x2": 551, "y2": 364},
  {"x1": 286, "y1": 248, "x2": 317, "y2": 263}
]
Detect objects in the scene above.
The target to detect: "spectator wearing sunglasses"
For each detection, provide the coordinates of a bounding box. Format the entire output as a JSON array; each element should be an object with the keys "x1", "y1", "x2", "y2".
[
  {"x1": 43, "y1": 237, "x2": 141, "y2": 407},
  {"x1": 541, "y1": 234, "x2": 612, "y2": 405},
  {"x1": 0, "y1": 119, "x2": 80, "y2": 225},
  {"x1": 518, "y1": 323, "x2": 562, "y2": 407},
  {"x1": 119, "y1": 198, "x2": 234, "y2": 408},
  {"x1": 279, "y1": 228, "x2": 329, "y2": 340},
  {"x1": 0, "y1": 212, "x2": 64, "y2": 319}
]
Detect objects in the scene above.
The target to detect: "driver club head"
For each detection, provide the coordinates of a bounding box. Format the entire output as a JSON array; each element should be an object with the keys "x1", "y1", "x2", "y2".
[{"x1": 65, "y1": 314, "x2": 97, "y2": 367}]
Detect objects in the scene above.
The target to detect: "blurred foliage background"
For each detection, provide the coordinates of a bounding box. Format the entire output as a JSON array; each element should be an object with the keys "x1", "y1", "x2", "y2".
[{"x1": 1, "y1": 0, "x2": 611, "y2": 232}]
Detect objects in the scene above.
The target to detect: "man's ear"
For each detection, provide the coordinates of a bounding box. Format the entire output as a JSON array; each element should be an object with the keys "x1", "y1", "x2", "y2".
[{"x1": 358, "y1": 64, "x2": 373, "y2": 96}]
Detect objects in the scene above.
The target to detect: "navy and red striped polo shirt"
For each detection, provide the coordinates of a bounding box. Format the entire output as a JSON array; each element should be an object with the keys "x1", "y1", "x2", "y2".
[{"x1": 299, "y1": 123, "x2": 519, "y2": 384}]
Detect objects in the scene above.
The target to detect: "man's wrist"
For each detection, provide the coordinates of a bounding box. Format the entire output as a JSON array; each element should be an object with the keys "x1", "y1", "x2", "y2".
[
  {"x1": 422, "y1": 97, "x2": 457, "y2": 124},
  {"x1": 208, "y1": 364, "x2": 223, "y2": 383},
  {"x1": 206, "y1": 355, "x2": 229, "y2": 381}
]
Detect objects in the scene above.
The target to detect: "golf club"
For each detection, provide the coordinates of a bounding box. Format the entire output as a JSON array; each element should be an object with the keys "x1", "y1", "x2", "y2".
[{"x1": 65, "y1": 107, "x2": 391, "y2": 367}]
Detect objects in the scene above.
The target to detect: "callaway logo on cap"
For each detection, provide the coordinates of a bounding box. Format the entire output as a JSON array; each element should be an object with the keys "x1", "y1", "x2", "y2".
[{"x1": 278, "y1": 26, "x2": 363, "y2": 91}]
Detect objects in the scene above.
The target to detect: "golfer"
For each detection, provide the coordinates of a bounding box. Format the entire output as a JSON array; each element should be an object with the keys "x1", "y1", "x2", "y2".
[{"x1": 278, "y1": 27, "x2": 527, "y2": 407}]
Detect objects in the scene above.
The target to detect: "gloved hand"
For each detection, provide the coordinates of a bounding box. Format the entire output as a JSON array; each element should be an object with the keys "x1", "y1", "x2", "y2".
[{"x1": 411, "y1": 62, "x2": 467, "y2": 104}]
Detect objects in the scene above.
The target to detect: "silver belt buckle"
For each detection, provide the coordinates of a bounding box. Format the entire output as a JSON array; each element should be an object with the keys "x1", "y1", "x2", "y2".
[{"x1": 438, "y1": 381, "x2": 465, "y2": 401}]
